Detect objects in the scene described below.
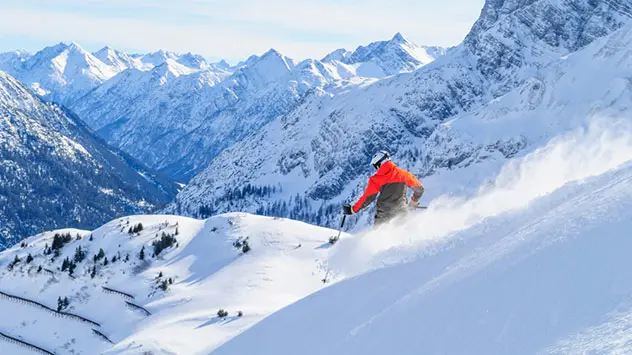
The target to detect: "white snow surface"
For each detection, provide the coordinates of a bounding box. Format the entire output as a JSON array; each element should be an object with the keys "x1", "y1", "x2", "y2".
[
  {"x1": 0, "y1": 214, "x2": 343, "y2": 354},
  {"x1": 213, "y1": 113, "x2": 632, "y2": 355}
]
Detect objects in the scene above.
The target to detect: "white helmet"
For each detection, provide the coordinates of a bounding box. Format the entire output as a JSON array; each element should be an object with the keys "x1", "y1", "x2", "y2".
[{"x1": 371, "y1": 151, "x2": 391, "y2": 170}]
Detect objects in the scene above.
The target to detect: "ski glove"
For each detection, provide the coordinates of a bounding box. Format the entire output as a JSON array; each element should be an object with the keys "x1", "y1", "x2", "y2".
[{"x1": 342, "y1": 204, "x2": 355, "y2": 215}]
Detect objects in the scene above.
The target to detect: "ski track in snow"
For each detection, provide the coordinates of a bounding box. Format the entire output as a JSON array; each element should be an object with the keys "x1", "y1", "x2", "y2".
[
  {"x1": 330, "y1": 118, "x2": 632, "y2": 278},
  {"x1": 212, "y1": 124, "x2": 632, "y2": 355}
]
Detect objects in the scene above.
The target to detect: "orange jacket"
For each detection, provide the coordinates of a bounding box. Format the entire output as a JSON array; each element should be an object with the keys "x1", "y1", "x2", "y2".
[{"x1": 352, "y1": 161, "x2": 424, "y2": 216}]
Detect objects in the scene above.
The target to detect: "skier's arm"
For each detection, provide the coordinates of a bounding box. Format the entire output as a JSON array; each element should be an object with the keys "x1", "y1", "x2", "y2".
[
  {"x1": 352, "y1": 178, "x2": 380, "y2": 213},
  {"x1": 404, "y1": 171, "x2": 424, "y2": 204}
]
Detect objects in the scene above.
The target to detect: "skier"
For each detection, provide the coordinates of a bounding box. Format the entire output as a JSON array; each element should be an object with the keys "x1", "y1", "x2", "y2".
[{"x1": 343, "y1": 151, "x2": 424, "y2": 225}]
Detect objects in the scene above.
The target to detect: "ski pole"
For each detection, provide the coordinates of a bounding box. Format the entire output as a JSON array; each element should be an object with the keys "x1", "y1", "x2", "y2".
[
  {"x1": 323, "y1": 215, "x2": 346, "y2": 283},
  {"x1": 336, "y1": 215, "x2": 347, "y2": 239}
]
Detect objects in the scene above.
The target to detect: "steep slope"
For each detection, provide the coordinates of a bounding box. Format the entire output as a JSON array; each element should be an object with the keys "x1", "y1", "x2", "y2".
[
  {"x1": 0, "y1": 213, "x2": 341, "y2": 354},
  {"x1": 213, "y1": 116, "x2": 632, "y2": 355},
  {"x1": 169, "y1": 0, "x2": 631, "y2": 228},
  {"x1": 0, "y1": 71, "x2": 177, "y2": 249},
  {"x1": 323, "y1": 33, "x2": 446, "y2": 77}
]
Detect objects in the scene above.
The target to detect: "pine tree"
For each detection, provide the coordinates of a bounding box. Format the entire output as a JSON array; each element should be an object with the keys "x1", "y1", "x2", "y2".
[
  {"x1": 103, "y1": 257, "x2": 109, "y2": 266},
  {"x1": 61, "y1": 257, "x2": 70, "y2": 272},
  {"x1": 139, "y1": 246, "x2": 145, "y2": 260},
  {"x1": 8, "y1": 255, "x2": 20, "y2": 270},
  {"x1": 158, "y1": 271, "x2": 163, "y2": 278},
  {"x1": 57, "y1": 297, "x2": 63, "y2": 312},
  {"x1": 37, "y1": 265, "x2": 42, "y2": 273},
  {"x1": 168, "y1": 278, "x2": 173, "y2": 285},
  {"x1": 68, "y1": 262, "x2": 76, "y2": 276},
  {"x1": 26, "y1": 254, "x2": 33, "y2": 264},
  {"x1": 63, "y1": 297, "x2": 69, "y2": 309},
  {"x1": 159, "y1": 280, "x2": 168, "y2": 291},
  {"x1": 97, "y1": 248, "x2": 105, "y2": 260},
  {"x1": 90, "y1": 266, "x2": 96, "y2": 279},
  {"x1": 89, "y1": 234, "x2": 93, "y2": 241},
  {"x1": 242, "y1": 240, "x2": 251, "y2": 254},
  {"x1": 217, "y1": 309, "x2": 228, "y2": 318},
  {"x1": 74, "y1": 246, "x2": 85, "y2": 263}
]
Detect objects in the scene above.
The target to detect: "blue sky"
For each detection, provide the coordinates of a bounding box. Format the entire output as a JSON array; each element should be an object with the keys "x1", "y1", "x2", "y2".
[{"x1": 0, "y1": 0, "x2": 485, "y2": 62}]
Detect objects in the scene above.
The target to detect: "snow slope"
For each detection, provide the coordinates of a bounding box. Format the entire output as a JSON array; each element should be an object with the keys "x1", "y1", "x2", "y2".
[
  {"x1": 0, "y1": 214, "x2": 343, "y2": 354},
  {"x1": 213, "y1": 113, "x2": 632, "y2": 355},
  {"x1": 169, "y1": 0, "x2": 632, "y2": 229}
]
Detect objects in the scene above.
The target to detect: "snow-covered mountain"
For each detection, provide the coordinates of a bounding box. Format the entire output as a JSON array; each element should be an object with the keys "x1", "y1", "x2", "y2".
[
  {"x1": 0, "y1": 213, "x2": 340, "y2": 354},
  {"x1": 0, "y1": 35, "x2": 441, "y2": 181},
  {"x1": 136, "y1": 49, "x2": 212, "y2": 70},
  {"x1": 0, "y1": 43, "x2": 226, "y2": 109},
  {"x1": 0, "y1": 71, "x2": 178, "y2": 249},
  {"x1": 168, "y1": 0, "x2": 632, "y2": 228},
  {"x1": 93, "y1": 46, "x2": 147, "y2": 72},
  {"x1": 0, "y1": 42, "x2": 118, "y2": 105},
  {"x1": 70, "y1": 48, "x2": 378, "y2": 180},
  {"x1": 0, "y1": 51, "x2": 32, "y2": 74},
  {"x1": 322, "y1": 32, "x2": 446, "y2": 77}
]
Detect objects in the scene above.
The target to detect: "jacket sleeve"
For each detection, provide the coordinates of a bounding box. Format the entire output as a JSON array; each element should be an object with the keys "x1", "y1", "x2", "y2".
[
  {"x1": 404, "y1": 170, "x2": 424, "y2": 202},
  {"x1": 352, "y1": 177, "x2": 380, "y2": 213}
]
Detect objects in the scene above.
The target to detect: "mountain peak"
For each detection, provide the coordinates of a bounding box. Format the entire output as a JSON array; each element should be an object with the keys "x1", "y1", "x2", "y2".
[
  {"x1": 67, "y1": 41, "x2": 82, "y2": 50},
  {"x1": 391, "y1": 32, "x2": 407, "y2": 43},
  {"x1": 322, "y1": 48, "x2": 352, "y2": 62},
  {"x1": 261, "y1": 48, "x2": 283, "y2": 59},
  {"x1": 96, "y1": 45, "x2": 115, "y2": 53},
  {"x1": 213, "y1": 59, "x2": 231, "y2": 71}
]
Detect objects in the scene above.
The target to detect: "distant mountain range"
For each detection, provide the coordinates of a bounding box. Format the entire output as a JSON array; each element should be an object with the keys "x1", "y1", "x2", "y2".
[{"x1": 0, "y1": 34, "x2": 445, "y2": 181}]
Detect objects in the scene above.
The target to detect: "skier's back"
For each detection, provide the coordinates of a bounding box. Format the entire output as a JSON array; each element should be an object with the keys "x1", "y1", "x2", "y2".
[{"x1": 343, "y1": 151, "x2": 424, "y2": 225}]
